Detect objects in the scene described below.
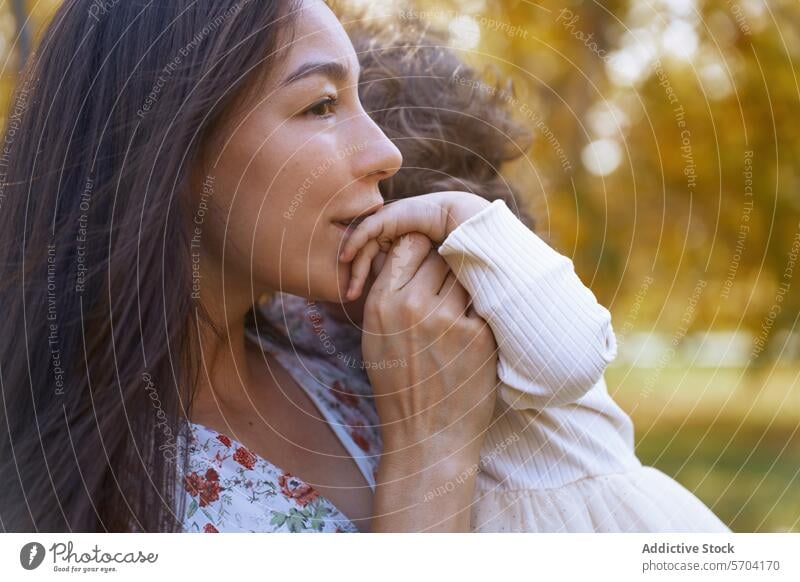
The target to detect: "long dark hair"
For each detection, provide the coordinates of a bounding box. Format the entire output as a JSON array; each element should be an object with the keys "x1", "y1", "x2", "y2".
[{"x1": 0, "y1": 0, "x2": 297, "y2": 532}]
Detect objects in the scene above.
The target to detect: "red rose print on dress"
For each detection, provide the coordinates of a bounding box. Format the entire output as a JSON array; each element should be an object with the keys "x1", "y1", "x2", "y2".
[
  {"x1": 184, "y1": 472, "x2": 203, "y2": 497},
  {"x1": 180, "y1": 322, "x2": 377, "y2": 533},
  {"x1": 183, "y1": 468, "x2": 223, "y2": 507},
  {"x1": 349, "y1": 422, "x2": 371, "y2": 452},
  {"x1": 278, "y1": 472, "x2": 319, "y2": 507},
  {"x1": 233, "y1": 446, "x2": 257, "y2": 470},
  {"x1": 350, "y1": 430, "x2": 370, "y2": 452},
  {"x1": 330, "y1": 380, "x2": 359, "y2": 407},
  {"x1": 213, "y1": 450, "x2": 228, "y2": 467}
]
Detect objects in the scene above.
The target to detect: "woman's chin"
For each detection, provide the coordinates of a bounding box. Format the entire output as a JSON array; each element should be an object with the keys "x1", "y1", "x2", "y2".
[
  {"x1": 329, "y1": 261, "x2": 355, "y2": 303},
  {"x1": 303, "y1": 262, "x2": 364, "y2": 304}
]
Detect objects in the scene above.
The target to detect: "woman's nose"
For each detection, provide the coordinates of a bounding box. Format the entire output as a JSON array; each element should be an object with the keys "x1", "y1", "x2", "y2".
[{"x1": 350, "y1": 113, "x2": 402, "y2": 182}]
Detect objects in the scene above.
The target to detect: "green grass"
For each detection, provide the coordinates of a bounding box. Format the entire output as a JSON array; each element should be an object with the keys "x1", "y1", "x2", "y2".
[{"x1": 606, "y1": 364, "x2": 800, "y2": 532}]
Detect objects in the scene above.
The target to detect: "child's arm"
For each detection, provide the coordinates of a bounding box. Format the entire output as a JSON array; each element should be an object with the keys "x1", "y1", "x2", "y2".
[
  {"x1": 436, "y1": 199, "x2": 617, "y2": 408},
  {"x1": 340, "y1": 193, "x2": 617, "y2": 408}
]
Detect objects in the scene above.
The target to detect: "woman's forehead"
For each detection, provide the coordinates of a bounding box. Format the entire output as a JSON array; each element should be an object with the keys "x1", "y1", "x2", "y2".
[{"x1": 277, "y1": 4, "x2": 356, "y2": 71}]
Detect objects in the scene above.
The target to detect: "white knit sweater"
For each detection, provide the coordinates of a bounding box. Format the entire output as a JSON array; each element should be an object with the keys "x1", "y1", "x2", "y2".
[{"x1": 437, "y1": 200, "x2": 729, "y2": 532}]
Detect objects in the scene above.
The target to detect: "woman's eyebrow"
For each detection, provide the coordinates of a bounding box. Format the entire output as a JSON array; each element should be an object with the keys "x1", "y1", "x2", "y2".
[{"x1": 279, "y1": 60, "x2": 359, "y2": 88}]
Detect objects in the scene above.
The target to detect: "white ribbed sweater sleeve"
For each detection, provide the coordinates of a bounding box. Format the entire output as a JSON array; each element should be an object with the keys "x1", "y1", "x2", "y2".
[{"x1": 437, "y1": 199, "x2": 617, "y2": 409}]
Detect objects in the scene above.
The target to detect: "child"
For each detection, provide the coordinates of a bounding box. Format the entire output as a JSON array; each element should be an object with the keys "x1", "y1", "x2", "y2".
[{"x1": 330, "y1": 25, "x2": 730, "y2": 532}]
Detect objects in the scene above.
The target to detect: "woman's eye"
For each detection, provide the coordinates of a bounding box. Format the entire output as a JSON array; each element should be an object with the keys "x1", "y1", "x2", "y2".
[{"x1": 305, "y1": 96, "x2": 337, "y2": 118}]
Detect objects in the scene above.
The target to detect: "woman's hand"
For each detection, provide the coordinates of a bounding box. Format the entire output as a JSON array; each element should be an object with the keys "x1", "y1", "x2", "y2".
[
  {"x1": 339, "y1": 191, "x2": 491, "y2": 300},
  {"x1": 363, "y1": 232, "x2": 498, "y2": 532}
]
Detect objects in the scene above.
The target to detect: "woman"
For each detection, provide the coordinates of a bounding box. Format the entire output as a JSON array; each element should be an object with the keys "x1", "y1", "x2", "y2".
[{"x1": 0, "y1": 0, "x2": 498, "y2": 532}]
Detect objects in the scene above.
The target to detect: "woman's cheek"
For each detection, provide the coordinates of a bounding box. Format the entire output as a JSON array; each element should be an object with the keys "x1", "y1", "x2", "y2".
[
  {"x1": 311, "y1": 233, "x2": 352, "y2": 301},
  {"x1": 255, "y1": 229, "x2": 342, "y2": 301}
]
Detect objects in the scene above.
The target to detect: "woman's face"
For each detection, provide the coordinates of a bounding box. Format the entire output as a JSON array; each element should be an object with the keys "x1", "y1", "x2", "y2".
[{"x1": 197, "y1": 0, "x2": 401, "y2": 304}]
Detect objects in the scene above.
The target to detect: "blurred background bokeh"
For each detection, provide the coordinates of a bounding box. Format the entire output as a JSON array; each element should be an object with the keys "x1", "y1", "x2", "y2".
[{"x1": 2, "y1": 0, "x2": 797, "y2": 532}]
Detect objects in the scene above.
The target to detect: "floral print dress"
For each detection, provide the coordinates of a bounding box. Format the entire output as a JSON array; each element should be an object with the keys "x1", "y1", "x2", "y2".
[{"x1": 179, "y1": 293, "x2": 380, "y2": 533}]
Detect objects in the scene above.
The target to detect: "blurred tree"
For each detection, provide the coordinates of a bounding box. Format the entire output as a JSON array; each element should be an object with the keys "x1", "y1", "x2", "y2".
[
  {"x1": 385, "y1": 0, "x2": 800, "y2": 366},
  {"x1": 3, "y1": 0, "x2": 799, "y2": 364}
]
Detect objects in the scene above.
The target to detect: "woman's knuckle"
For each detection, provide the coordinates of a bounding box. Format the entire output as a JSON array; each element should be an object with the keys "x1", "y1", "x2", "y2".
[
  {"x1": 405, "y1": 232, "x2": 432, "y2": 252},
  {"x1": 439, "y1": 306, "x2": 462, "y2": 325},
  {"x1": 399, "y1": 297, "x2": 424, "y2": 320},
  {"x1": 477, "y1": 329, "x2": 497, "y2": 351},
  {"x1": 365, "y1": 293, "x2": 389, "y2": 318}
]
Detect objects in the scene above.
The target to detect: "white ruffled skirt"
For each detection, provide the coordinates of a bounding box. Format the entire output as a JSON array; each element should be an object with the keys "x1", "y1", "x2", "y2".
[{"x1": 471, "y1": 466, "x2": 731, "y2": 532}]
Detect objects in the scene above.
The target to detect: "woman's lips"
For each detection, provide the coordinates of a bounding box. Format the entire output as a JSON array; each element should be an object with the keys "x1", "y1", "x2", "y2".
[
  {"x1": 332, "y1": 214, "x2": 369, "y2": 233},
  {"x1": 333, "y1": 220, "x2": 357, "y2": 247},
  {"x1": 332, "y1": 202, "x2": 381, "y2": 232}
]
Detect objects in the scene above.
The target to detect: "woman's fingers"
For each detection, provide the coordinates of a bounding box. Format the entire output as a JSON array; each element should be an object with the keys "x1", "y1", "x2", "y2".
[
  {"x1": 363, "y1": 244, "x2": 450, "y2": 301},
  {"x1": 405, "y1": 251, "x2": 451, "y2": 297},
  {"x1": 370, "y1": 250, "x2": 388, "y2": 278},
  {"x1": 438, "y1": 271, "x2": 471, "y2": 313},
  {"x1": 438, "y1": 271, "x2": 457, "y2": 296},
  {"x1": 371, "y1": 233, "x2": 433, "y2": 293}
]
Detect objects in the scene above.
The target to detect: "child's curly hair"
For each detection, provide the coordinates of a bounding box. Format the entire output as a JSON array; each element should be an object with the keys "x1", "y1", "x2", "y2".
[{"x1": 349, "y1": 22, "x2": 536, "y2": 229}]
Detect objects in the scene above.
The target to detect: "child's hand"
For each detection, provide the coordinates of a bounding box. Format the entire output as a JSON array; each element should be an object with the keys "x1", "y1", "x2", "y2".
[{"x1": 338, "y1": 191, "x2": 490, "y2": 301}]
